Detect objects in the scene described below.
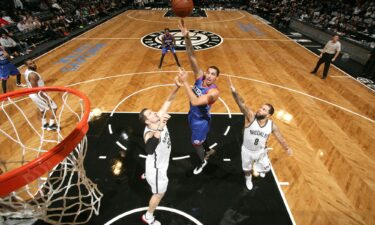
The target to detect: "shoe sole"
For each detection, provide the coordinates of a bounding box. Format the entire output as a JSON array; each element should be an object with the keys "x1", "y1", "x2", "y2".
[{"x1": 47, "y1": 127, "x2": 59, "y2": 131}]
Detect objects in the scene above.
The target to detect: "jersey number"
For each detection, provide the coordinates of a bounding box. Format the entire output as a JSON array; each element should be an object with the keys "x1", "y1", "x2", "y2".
[{"x1": 254, "y1": 138, "x2": 259, "y2": 146}]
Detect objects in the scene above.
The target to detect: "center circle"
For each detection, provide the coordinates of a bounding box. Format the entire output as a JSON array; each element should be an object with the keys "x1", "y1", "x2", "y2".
[{"x1": 141, "y1": 29, "x2": 223, "y2": 51}]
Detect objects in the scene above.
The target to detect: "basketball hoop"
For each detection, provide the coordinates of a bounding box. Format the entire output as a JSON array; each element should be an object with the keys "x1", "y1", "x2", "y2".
[{"x1": 0, "y1": 87, "x2": 103, "y2": 224}]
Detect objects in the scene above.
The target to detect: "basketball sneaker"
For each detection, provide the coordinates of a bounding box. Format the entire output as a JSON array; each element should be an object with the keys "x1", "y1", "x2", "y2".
[
  {"x1": 42, "y1": 123, "x2": 49, "y2": 130},
  {"x1": 47, "y1": 124, "x2": 59, "y2": 131},
  {"x1": 16, "y1": 83, "x2": 27, "y2": 87},
  {"x1": 245, "y1": 176, "x2": 253, "y2": 190},
  {"x1": 260, "y1": 172, "x2": 266, "y2": 178},
  {"x1": 142, "y1": 214, "x2": 161, "y2": 225},
  {"x1": 193, "y1": 160, "x2": 207, "y2": 175}
]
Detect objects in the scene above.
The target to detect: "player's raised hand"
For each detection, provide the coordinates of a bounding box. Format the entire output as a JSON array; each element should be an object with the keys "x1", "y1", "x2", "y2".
[
  {"x1": 227, "y1": 75, "x2": 236, "y2": 92},
  {"x1": 160, "y1": 113, "x2": 171, "y2": 123},
  {"x1": 156, "y1": 113, "x2": 170, "y2": 131},
  {"x1": 178, "y1": 67, "x2": 188, "y2": 83},
  {"x1": 179, "y1": 19, "x2": 188, "y2": 37},
  {"x1": 174, "y1": 76, "x2": 183, "y2": 87}
]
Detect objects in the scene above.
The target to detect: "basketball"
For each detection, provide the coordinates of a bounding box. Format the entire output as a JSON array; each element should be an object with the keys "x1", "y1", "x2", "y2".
[{"x1": 172, "y1": 0, "x2": 194, "y2": 18}]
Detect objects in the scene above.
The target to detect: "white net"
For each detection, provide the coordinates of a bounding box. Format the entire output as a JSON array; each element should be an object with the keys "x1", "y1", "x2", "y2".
[{"x1": 0, "y1": 88, "x2": 103, "y2": 224}]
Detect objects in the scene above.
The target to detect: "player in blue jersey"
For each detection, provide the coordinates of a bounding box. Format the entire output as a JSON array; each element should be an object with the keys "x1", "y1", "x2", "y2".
[
  {"x1": 158, "y1": 28, "x2": 181, "y2": 69},
  {"x1": 178, "y1": 20, "x2": 220, "y2": 175},
  {"x1": 0, "y1": 46, "x2": 26, "y2": 93}
]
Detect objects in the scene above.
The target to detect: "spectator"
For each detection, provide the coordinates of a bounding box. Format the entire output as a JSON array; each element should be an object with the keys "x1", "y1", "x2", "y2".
[
  {"x1": 51, "y1": 0, "x2": 65, "y2": 14},
  {"x1": 2, "y1": 12, "x2": 15, "y2": 24},
  {"x1": 32, "y1": 16, "x2": 42, "y2": 30},
  {"x1": 41, "y1": 20, "x2": 60, "y2": 40},
  {"x1": 17, "y1": 19, "x2": 30, "y2": 32},
  {"x1": 0, "y1": 46, "x2": 25, "y2": 93},
  {"x1": 0, "y1": 0, "x2": 128, "y2": 60},
  {"x1": 39, "y1": 0, "x2": 50, "y2": 11},
  {"x1": 14, "y1": 0, "x2": 24, "y2": 9},
  {"x1": 7, "y1": 31, "x2": 32, "y2": 54},
  {"x1": 0, "y1": 33, "x2": 25, "y2": 57},
  {"x1": 0, "y1": 24, "x2": 10, "y2": 35},
  {"x1": 247, "y1": 0, "x2": 375, "y2": 47},
  {"x1": 0, "y1": 18, "x2": 9, "y2": 26},
  {"x1": 25, "y1": 16, "x2": 36, "y2": 31}
]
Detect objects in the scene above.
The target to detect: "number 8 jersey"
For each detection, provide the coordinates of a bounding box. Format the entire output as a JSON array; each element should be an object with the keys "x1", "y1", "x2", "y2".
[{"x1": 243, "y1": 119, "x2": 273, "y2": 151}]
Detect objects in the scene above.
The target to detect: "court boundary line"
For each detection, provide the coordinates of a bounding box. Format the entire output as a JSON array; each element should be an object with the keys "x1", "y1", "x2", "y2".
[
  {"x1": 65, "y1": 71, "x2": 375, "y2": 123},
  {"x1": 331, "y1": 76, "x2": 350, "y2": 78},
  {"x1": 164, "y1": 9, "x2": 205, "y2": 21},
  {"x1": 245, "y1": 11, "x2": 374, "y2": 93},
  {"x1": 223, "y1": 38, "x2": 294, "y2": 41},
  {"x1": 75, "y1": 37, "x2": 140, "y2": 40},
  {"x1": 271, "y1": 165, "x2": 296, "y2": 225},
  {"x1": 226, "y1": 73, "x2": 375, "y2": 123}
]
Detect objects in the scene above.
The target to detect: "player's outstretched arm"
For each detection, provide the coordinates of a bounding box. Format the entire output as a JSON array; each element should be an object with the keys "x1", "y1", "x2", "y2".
[
  {"x1": 158, "y1": 84, "x2": 180, "y2": 116},
  {"x1": 179, "y1": 19, "x2": 204, "y2": 79},
  {"x1": 272, "y1": 123, "x2": 293, "y2": 155},
  {"x1": 178, "y1": 68, "x2": 218, "y2": 106},
  {"x1": 228, "y1": 76, "x2": 254, "y2": 123}
]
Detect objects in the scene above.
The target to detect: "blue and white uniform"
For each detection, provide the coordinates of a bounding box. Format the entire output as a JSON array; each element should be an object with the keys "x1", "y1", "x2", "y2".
[
  {"x1": 0, "y1": 49, "x2": 20, "y2": 80},
  {"x1": 188, "y1": 76, "x2": 218, "y2": 145},
  {"x1": 161, "y1": 33, "x2": 176, "y2": 54}
]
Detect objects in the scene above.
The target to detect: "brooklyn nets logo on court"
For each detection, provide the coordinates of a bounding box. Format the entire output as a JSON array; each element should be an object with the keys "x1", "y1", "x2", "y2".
[{"x1": 141, "y1": 29, "x2": 223, "y2": 51}]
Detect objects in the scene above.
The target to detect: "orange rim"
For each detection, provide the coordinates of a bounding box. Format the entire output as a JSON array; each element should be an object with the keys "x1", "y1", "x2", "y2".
[{"x1": 0, "y1": 87, "x2": 90, "y2": 197}]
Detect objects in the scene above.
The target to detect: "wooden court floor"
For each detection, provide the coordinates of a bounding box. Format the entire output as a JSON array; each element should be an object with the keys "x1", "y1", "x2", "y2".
[{"x1": 2, "y1": 10, "x2": 375, "y2": 225}]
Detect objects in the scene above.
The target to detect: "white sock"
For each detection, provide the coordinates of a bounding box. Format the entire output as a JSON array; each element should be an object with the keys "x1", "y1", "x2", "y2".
[
  {"x1": 49, "y1": 119, "x2": 55, "y2": 126},
  {"x1": 245, "y1": 174, "x2": 252, "y2": 180},
  {"x1": 145, "y1": 211, "x2": 153, "y2": 219},
  {"x1": 42, "y1": 118, "x2": 47, "y2": 125}
]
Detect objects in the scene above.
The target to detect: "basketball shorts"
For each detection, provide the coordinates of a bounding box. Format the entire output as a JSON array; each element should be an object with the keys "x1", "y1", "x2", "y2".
[
  {"x1": 162, "y1": 46, "x2": 176, "y2": 54},
  {"x1": 145, "y1": 164, "x2": 169, "y2": 194},
  {"x1": 29, "y1": 93, "x2": 58, "y2": 112},
  {"x1": 188, "y1": 112, "x2": 211, "y2": 145},
  {"x1": 241, "y1": 146, "x2": 271, "y2": 173},
  {"x1": 0, "y1": 60, "x2": 20, "y2": 80}
]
